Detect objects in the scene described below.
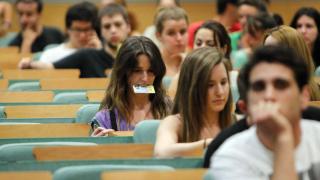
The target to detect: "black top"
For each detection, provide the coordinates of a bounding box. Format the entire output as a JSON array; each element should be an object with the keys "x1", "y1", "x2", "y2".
[
  {"x1": 203, "y1": 106, "x2": 320, "y2": 168},
  {"x1": 9, "y1": 26, "x2": 64, "y2": 53},
  {"x1": 53, "y1": 48, "x2": 114, "y2": 78}
]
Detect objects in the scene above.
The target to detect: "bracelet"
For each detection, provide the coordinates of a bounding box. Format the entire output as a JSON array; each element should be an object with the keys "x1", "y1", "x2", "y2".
[{"x1": 203, "y1": 138, "x2": 207, "y2": 149}]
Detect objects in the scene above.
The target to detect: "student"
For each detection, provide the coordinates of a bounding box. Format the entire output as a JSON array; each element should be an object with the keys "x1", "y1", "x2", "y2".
[
  {"x1": 168, "y1": 20, "x2": 232, "y2": 99},
  {"x1": 19, "y1": 3, "x2": 130, "y2": 78},
  {"x1": 193, "y1": 20, "x2": 231, "y2": 59},
  {"x1": 203, "y1": 66, "x2": 320, "y2": 168},
  {"x1": 154, "y1": 47, "x2": 234, "y2": 157},
  {"x1": 100, "y1": 0, "x2": 140, "y2": 36},
  {"x1": 188, "y1": 0, "x2": 240, "y2": 50},
  {"x1": 91, "y1": 36, "x2": 172, "y2": 136},
  {"x1": 10, "y1": 0, "x2": 64, "y2": 53},
  {"x1": 39, "y1": 2, "x2": 99, "y2": 63},
  {"x1": 143, "y1": 0, "x2": 180, "y2": 48},
  {"x1": 231, "y1": 12, "x2": 276, "y2": 70},
  {"x1": 230, "y1": 0, "x2": 268, "y2": 52},
  {"x1": 290, "y1": 7, "x2": 320, "y2": 68},
  {"x1": 264, "y1": 25, "x2": 320, "y2": 100},
  {"x1": 155, "y1": 6, "x2": 188, "y2": 78},
  {"x1": 207, "y1": 45, "x2": 320, "y2": 180}
]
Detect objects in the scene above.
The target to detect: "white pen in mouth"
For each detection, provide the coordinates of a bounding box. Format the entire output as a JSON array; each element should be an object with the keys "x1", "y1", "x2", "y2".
[{"x1": 132, "y1": 84, "x2": 155, "y2": 94}]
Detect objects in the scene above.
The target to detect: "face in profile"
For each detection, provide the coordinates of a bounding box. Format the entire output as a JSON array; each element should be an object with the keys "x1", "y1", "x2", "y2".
[
  {"x1": 158, "y1": 19, "x2": 188, "y2": 55},
  {"x1": 101, "y1": 13, "x2": 131, "y2": 48},
  {"x1": 128, "y1": 54, "x2": 156, "y2": 88},
  {"x1": 206, "y1": 62, "x2": 230, "y2": 113},
  {"x1": 16, "y1": 1, "x2": 41, "y2": 30},
  {"x1": 247, "y1": 62, "x2": 307, "y2": 123},
  {"x1": 296, "y1": 15, "x2": 318, "y2": 47}
]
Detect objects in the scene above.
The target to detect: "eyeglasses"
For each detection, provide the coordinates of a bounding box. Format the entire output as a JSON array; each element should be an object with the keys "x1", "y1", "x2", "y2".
[{"x1": 69, "y1": 27, "x2": 94, "y2": 34}]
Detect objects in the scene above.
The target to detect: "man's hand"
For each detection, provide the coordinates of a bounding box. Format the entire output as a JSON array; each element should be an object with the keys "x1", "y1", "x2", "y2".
[
  {"x1": 21, "y1": 24, "x2": 42, "y2": 53},
  {"x1": 22, "y1": 24, "x2": 40, "y2": 44},
  {"x1": 18, "y1": 57, "x2": 32, "y2": 69},
  {"x1": 250, "y1": 101, "x2": 297, "y2": 180},
  {"x1": 85, "y1": 31, "x2": 102, "y2": 49},
  {"x1": 249, "y1": 101, "x2": 293, "y2": 143}
]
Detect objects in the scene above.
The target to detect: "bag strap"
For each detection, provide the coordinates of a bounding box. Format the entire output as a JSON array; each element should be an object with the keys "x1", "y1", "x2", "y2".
[{"x1": 110, "y1": 109, "x2": 118, "y2": 131}]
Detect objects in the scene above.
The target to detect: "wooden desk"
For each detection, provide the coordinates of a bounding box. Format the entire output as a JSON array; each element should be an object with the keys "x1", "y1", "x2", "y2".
[
  {"x1": 0, "y1": 123, "x2": 90, "y2": 138},
  {"x1": 0, "y1": 91, "x2": 54, "y2": 103},
  {"x1": 1, "y1": 69, "x2": 80, "y2": 79},
  {"x1": 87, "y1": 90, "x2": 105, "y2": 102},
  {"x1": 40, "y1": 78, "x2": 109, "y2": 90},
  {"x1": 0, "y1": 171, "x2": 51, "y2": 180},
  {"x1": 0, "y1": 79, "x2": 8, "y2": 90},
  {"x1": 33, "y1": 144, "x2": 154, "y2": 161},
  {"x1": 0, "y1": 46, "x2": 19, "y2": 54},
  {"x1": 4, "y1": 104, "x2": 82, "y2": 118},
  {"x1": 101, "y1": 169, "x2": 207, "y2": 180}
]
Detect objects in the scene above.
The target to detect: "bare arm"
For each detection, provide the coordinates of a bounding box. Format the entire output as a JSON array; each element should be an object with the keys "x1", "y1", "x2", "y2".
[
  {"x1": 272, "y1": 132, "x2": 296, "y2": 180},
  {"x1": 20, "y1": 25, "x2": 42, "y2": 54},
  {"x1": 154, "y1": 115, "x2": 211, "y2": 158},
  {"x1": 85, "y1": 31, "x2": 102, "y2": 49},
  {"x1": 18, "y1": 57, "x2": 54, "y2": 69}
]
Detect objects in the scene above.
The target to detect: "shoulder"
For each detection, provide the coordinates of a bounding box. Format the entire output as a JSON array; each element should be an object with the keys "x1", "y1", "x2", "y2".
[
  {"x1": 209, "y1": 127, "x2": 270, "y2": 179},
  {"x1": 64, "y1": 48, "x2": 96, "y2": 59},
  {"x1": 94, "y1": 109, "x2": 109, "y2": 120},
  {"x1": 92, "y1": 109, "x2": 113, "y2": 129},
  {"x1": 215, "y1": 126, "x2": 256, "y2": 154},
  {"x1": 301, "y1": 120, "x2": 320, "y2": 137},
  {"x1": 99, "y1": 49, "x2": 114, "y2": 60},
  {"x1": 43, "y1": 26, "x2": 63, "y2": 34},
  {"x1": 41, "y1": 44, "x2": 64, "y2": 54},
  {"x1": 162, "y1": 114, "x2": 180, "y2": 123},
  {"x1": 94, "y1": 109, "x2": 111, "y2": 123},
  {"x1": 9, "y1": 33, "x2": 21, "y2": 45},
  {"x1": 159, "y1": 114, "x2": 181, "y2": 130}
]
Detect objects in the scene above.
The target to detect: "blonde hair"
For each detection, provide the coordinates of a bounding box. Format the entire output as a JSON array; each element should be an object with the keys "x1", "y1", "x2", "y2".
[
  {"x1": 264, "y1": 25, "x2": 320, "y2": 100},
  {"x1": 155, "y1": 6, "x2": 189, "y2": 34}
]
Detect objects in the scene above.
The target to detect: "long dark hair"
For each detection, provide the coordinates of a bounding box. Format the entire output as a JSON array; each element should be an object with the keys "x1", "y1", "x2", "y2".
[
  {"x1": 194, "y1": 20, "x2": 231, "y2": 59},
  {"x1": 100, "y1": 36, "x2": 171, "y2": 122},
  {"x1": 290, "y1": 7, "x2": 320, "y2": 68}
]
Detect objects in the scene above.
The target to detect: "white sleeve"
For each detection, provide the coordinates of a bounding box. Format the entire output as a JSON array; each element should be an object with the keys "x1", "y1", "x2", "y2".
[
  {"x1": 39, "y1": 49, "x2": 54, "y2": 63},
  {"x1": 208, "y1": 151, "x2": 267, "y2": 180}
]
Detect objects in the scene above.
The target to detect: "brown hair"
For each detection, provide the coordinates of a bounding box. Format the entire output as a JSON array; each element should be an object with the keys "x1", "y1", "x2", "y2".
[
  {"x1": 173, "y1": 47, "x2": 233, "y2": 142},
  {"x1": 100, "y1": 36, "x2": 172, "y2": 122}
]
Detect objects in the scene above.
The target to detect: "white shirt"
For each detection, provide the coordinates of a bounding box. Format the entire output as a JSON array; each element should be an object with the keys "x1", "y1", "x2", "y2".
[
  {"x1": 207, "y1": 120, "x2": 320, "y2": 180},
  {"x1": 39, "y1": 43, "x2": 77, "y2": 63}
]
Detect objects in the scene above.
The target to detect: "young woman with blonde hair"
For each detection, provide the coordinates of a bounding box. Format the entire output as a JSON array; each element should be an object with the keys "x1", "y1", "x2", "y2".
[
  {"x1": 264, "y1": 25, "x2": 320, "y2": 100},
  {"x1": 155, "y1": 7, "x2": 188, "y2": 81}
]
